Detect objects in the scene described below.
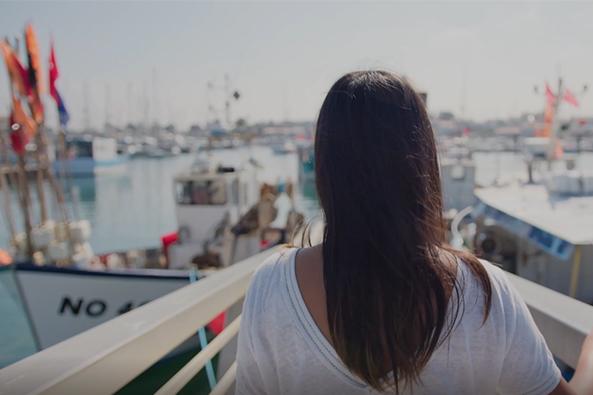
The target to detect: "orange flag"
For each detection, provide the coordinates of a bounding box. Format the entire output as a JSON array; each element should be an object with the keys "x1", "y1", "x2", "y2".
[
  {"x1": 11, "y1": 96, "x2": 37, "y2": 138},
  {"x1": 0, "y1": 41, "x2": 32, "y2": 98},
  {"x1": 24, "y1": 24, "x2": 44, "y2": 123},
  {"x1": 536, "y1": 83, "x2": 555, "y2": 138}
]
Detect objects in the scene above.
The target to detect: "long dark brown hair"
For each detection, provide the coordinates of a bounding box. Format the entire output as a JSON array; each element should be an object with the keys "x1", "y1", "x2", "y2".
[{"x1": 315, "y1": 71, "x2": 492, "y2": 392}]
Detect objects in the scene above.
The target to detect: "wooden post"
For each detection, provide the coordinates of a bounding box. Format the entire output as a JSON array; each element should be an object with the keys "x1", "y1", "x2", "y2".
[
  {"x1": 0, "y1": 170, "x2": 16, "y2": 238},
  {"x1": 33, "y1": 125, "x2": 48, "y2": 224},
  {"x1": 16, "y1": 153, "x2": 34, "y2": 257},
  {"x1": 56, "y1": 129, "x2": 77, "y2": 220}
]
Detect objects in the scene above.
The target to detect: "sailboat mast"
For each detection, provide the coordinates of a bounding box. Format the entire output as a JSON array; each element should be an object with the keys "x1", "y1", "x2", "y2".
[
  {"x1": 224, "y1": 73, "x2": 231, "y2": 129},
  {"x1": 548, "y1": 77, "x2": 564, "y2": 162}
]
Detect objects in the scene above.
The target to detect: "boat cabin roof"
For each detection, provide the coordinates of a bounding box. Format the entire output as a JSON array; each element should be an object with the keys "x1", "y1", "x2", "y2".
[
  {"x1": 475, "y1": 183, "x2": 593, "y2": 246},
  {"x1": 174, "y1": 165, "x2": 243, "y2": 183}
]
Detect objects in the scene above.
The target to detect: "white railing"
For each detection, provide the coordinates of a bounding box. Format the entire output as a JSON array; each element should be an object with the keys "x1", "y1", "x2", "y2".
[
  {"x1": 1, "y1": 247, "x2": 592, "y2": 395},
  {"x1": 507, "y1": 272, "x2": 593, "y2": 368},
  {"x1": 0, "y1": 247, "x2": 279, "y2": 395}
]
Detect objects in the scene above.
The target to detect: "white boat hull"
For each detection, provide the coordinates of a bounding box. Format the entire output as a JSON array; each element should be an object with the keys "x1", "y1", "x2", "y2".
[{"x1": 14, "y1": 264, "x2": 191, "y2": 350}]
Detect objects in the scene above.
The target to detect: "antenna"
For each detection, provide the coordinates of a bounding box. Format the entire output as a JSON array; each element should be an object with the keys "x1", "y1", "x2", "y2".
[
  {"x1": 104, "y1": 83, "x2": 111, "y2": 129},
  {"x1": 83, "y1": 81, "x2": 90, "y2": 132},
  {"x1": 282, "y1": 87, "x2": 290, "y2": 121},
  {"x1": 141, "y1": 82, "x2": 149, "y2": 132},
  {"x1": 152, "y1": 68, "x2": 158, "y2": 126},
  {"x1": 224, "y1": 73, "x2": 231, "y2": 128},
  {"x1": 206, "y1": 80, "x2": 215, "y2": 127}
]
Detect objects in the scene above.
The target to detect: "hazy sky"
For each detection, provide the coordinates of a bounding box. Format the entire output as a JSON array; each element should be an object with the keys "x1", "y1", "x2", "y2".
[{"x1": 1, "y1": 1, "x2": 593, "y2": 130}]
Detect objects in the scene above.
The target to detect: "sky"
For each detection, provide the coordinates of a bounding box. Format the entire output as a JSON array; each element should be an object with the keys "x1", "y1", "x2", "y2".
[{"x1": 1, "y1": 1, "x2": 593, "y2": 130}]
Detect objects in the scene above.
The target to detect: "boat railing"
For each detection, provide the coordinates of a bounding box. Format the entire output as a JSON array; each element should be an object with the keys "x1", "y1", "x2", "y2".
[{"x1": 1, "y1": 246, "x2": 592, "y2": 394}]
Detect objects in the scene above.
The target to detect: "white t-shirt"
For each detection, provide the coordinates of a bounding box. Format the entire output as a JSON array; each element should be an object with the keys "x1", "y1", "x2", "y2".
[{"x1": 235, "y1": 247, "x2": 561, "y2": 395}]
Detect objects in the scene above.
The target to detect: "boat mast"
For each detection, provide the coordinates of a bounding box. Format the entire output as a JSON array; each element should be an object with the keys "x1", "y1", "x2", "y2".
[
  {"x1": 548, "y1": 76, "x2": 564, "y2": 163},
  {"x1": 224, "y1": 73, "x2": 231, "y2": 129},
  {"x1": 83, "y1": 81, "x2": 91, "y2": 132}
]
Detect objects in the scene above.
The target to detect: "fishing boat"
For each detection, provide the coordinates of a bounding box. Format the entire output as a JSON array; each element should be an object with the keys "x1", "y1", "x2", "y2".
[{"x1": 53, "y1": 135, "x2": 129, "y2": 176}]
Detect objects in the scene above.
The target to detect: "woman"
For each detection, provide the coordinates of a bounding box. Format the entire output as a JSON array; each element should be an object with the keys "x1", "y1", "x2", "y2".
[{"x1": 235, "y1": 71, "x2": 593, "y2": 394}]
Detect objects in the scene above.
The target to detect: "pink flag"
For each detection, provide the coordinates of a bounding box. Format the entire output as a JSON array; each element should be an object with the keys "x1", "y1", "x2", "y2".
[{"x1": 563, "y1": 89, "x2": 579, "y2": 107}]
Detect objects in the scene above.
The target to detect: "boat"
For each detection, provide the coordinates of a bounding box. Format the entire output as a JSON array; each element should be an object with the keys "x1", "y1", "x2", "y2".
[
  {"x1": 53, "y1": 136, "x2": 129, "y2": 176},
  {"x1": 168, "y1": 158, "x2": 302, "y2": 268},
  {"x1": 270, "y1": 140, "x2": 296, "y2": 155},
  {"x1": 453, "y1": 77, "x2": 593, "y2": 304},
  {"x1": 468, "y1": 164, "x2": 593, "y2": 304}
]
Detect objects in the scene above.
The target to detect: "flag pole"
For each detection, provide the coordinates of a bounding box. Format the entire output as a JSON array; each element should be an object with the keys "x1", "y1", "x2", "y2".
[
  {"x1": 4, "y1": 37, "x2": 34, "y2": 258},
  {"x1": 33, "y1": 126, "x2": 48, "y2": 224}
]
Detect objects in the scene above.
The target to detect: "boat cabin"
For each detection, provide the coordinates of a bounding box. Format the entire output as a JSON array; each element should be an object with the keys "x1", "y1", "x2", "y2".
[{"x1": 168, "y1": 163, "x2": 259, "y2": 269}]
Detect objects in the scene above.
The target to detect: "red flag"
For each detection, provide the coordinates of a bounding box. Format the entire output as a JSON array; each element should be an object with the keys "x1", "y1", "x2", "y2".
[
  {"x1": 48, "y1": 41, "x2": 70, "y2": 127},
  {"x1": 9, "y1": 96, "x2": 37, "y2": 155},
  {"x1": 563, "y1": 89, "x2": 579, "y2": 107},
  {"x1": 49, "y1": 41, "x2": 59, "y2": 101}
]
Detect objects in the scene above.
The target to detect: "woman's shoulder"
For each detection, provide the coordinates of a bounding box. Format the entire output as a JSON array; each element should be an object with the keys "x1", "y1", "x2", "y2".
[
  {"x1": 457, "y1": 256, "x2": 513, "y2": 292},
  {"x1": 244, "y1": 246, "x2": 298, "y2": 315},
  {"x1": 457, "y1": 257, "x2": 524, "y2": 320},
  {"x1": 251, "y1": 245, "x2": 297, "y2": 282}
]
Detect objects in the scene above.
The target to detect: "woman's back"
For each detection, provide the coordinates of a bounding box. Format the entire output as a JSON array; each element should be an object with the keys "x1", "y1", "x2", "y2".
[
  {"x1": 234, "y1": 71, "x2": 593, "y2": 394},
  {"x1": 236, "y1": 247, "x2": 560, "y2": 395}
]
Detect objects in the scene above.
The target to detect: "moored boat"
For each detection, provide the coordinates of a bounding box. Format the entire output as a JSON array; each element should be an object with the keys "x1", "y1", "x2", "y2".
[{"x1": 53, "y1": 136, "x2": 129, "y2": 177}]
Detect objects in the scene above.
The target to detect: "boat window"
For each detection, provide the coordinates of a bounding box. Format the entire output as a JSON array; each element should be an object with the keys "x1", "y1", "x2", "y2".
[
  {"x1": 175, "y1": 179, "x2": 227, "y2": 205},
  {"x1": 66, "y1": 140, "x2": 93, "y2": 159}
]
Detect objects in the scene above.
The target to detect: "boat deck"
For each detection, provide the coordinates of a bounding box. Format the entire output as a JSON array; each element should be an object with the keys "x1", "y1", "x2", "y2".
[{"x1": 475, "y1": 183, "x2": 593, "y2": 246}]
